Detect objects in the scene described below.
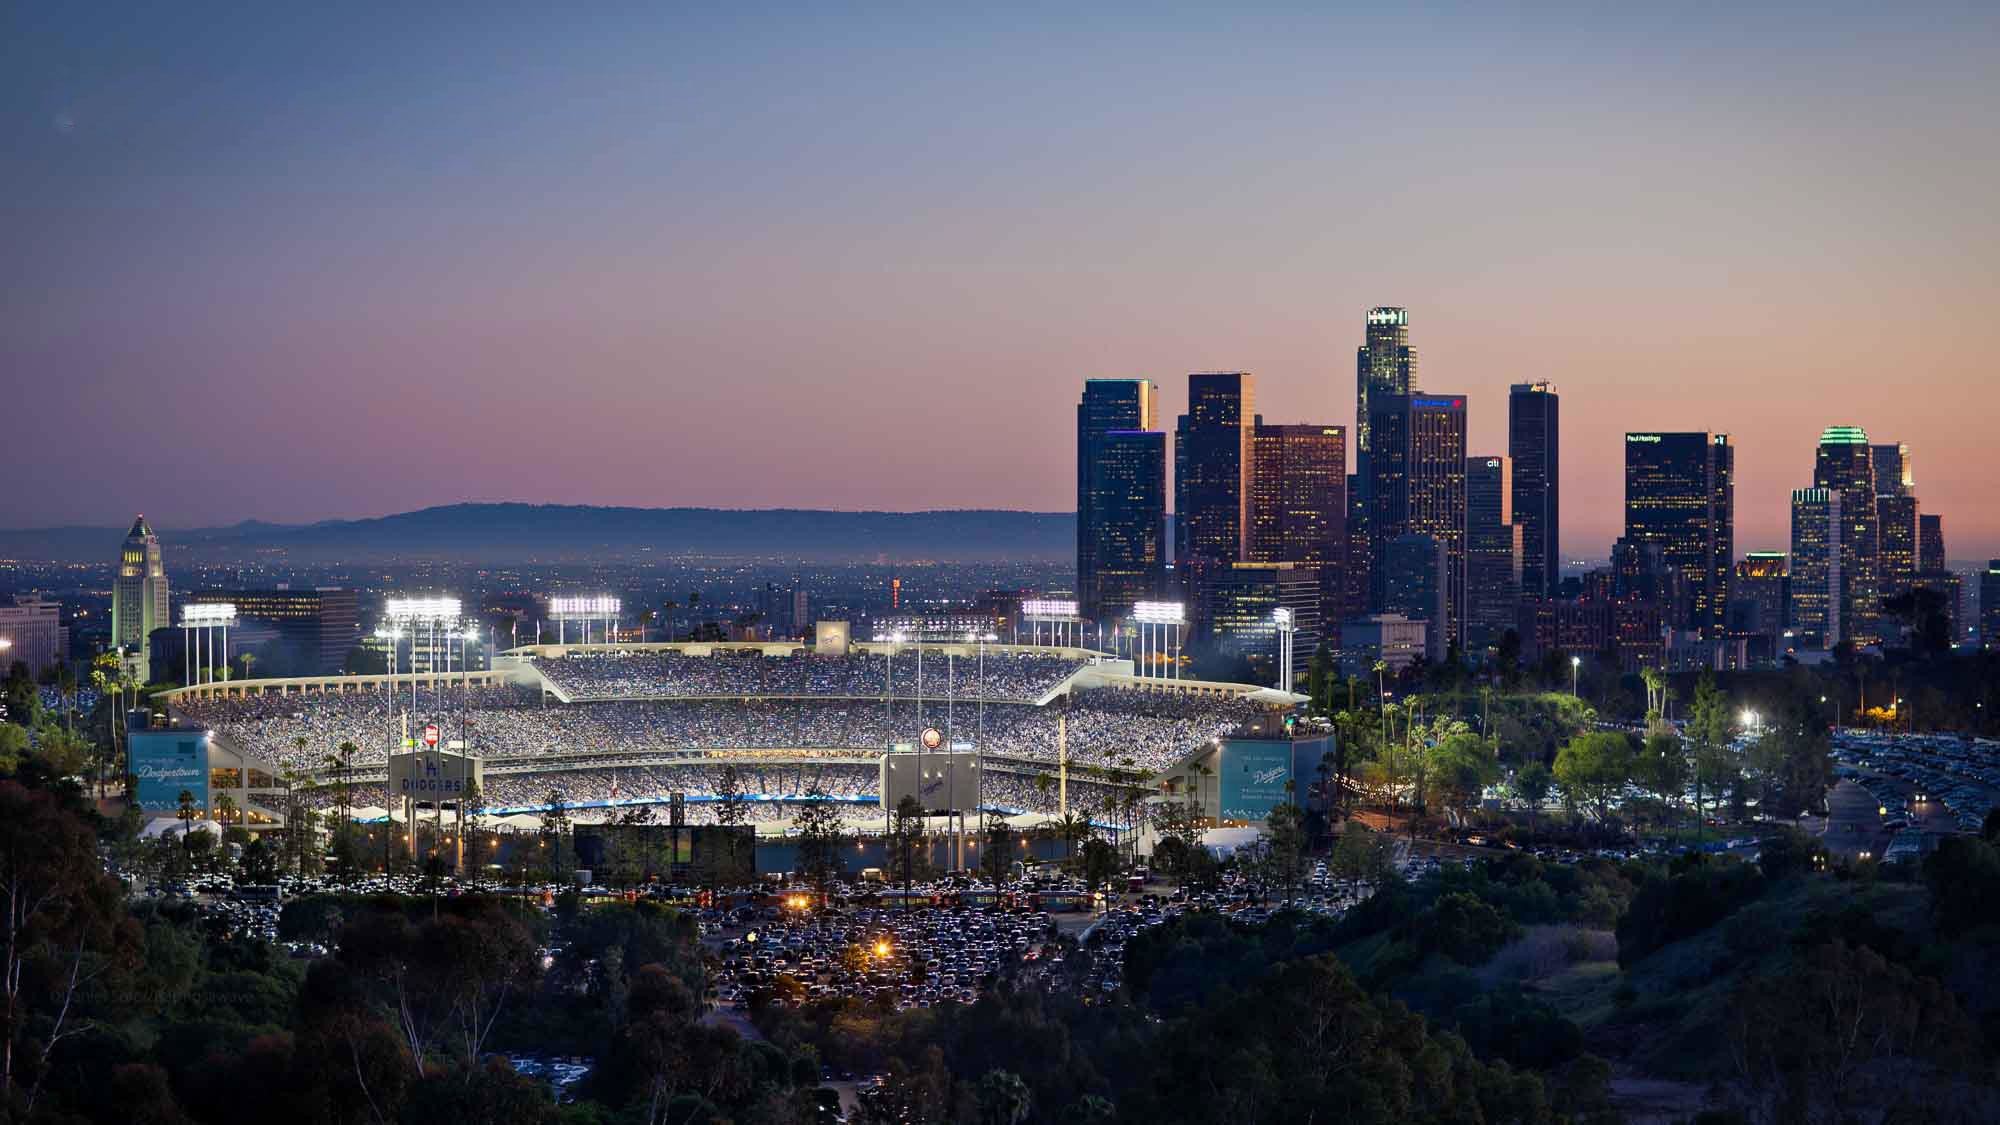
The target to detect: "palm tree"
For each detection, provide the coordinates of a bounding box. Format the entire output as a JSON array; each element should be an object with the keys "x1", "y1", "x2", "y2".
[{"x1": 1053, "y1": 810, "x2": 1090, "y2": 869}]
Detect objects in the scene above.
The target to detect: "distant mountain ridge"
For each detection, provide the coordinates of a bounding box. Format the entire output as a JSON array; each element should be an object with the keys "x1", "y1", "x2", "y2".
[{"x1": 0, "y1": 503, "x2": 1077, "y2": 563}]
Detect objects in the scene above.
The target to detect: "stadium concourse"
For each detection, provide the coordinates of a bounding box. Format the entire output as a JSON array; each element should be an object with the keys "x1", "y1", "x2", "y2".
[{"x1": 159, "y1": 640, "x2": 1301, "y2": 833}]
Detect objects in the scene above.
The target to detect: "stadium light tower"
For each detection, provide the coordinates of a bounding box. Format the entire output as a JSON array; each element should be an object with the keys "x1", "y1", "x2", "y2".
[
  {"x1": 1273, "y1": 607, "x2": 1295, "y2": 692},
  {"x1": 179, "y1": 603, "x2": 237, "y2": 687},
  {"x1": 1021, "y1": 599, "x2": 1080, "y2": 648},
  {"x1": 385, "y1": 597, "x2": 462, "y2": 713},
  {"x1": 1131, "y1": 601, "x2": 1185, "y2": 681},
  {"x1": 549, "y1": 595, "x2": 620, "y2": 646}
]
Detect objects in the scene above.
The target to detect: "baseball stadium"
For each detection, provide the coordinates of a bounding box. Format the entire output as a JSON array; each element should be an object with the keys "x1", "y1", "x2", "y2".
[{"x1": 143, "y1": 630, "x2": 1310, "y2": 847}]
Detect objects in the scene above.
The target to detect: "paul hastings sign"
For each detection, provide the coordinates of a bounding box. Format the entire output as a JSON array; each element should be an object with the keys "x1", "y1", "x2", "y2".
[{"x1": 388, "y1": 749, "x2": 484, "y2": 803}]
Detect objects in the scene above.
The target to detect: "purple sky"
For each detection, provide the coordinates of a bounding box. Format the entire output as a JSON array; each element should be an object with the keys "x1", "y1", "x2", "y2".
[{"x1": 5, "y1": 4, "x2": 1998, "y2": 558}]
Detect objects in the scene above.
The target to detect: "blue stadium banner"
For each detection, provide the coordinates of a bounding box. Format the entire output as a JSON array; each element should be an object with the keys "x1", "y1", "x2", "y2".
[
  {"x1": 1217, "y1": 738, "x2": 1295, "y2": 822},
  {"x1": 130, "y1": 729, "x2": 211, "y2": 813}
]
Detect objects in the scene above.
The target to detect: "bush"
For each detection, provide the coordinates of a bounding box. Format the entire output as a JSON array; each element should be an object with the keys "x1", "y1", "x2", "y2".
[{"x1": 1616, "y1": 858, "x2": 1765, "y2": 967}]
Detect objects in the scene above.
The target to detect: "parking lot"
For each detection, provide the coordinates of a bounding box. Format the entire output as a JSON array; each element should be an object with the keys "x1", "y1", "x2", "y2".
[{"x1": 1833, "y1": 731, "x2": 2000, "y2": 852}]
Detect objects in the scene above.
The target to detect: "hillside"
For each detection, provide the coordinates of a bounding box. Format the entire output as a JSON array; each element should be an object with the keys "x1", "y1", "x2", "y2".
[{"x1": 0, "y1": 503, "x2": 1077, "y2": 563}]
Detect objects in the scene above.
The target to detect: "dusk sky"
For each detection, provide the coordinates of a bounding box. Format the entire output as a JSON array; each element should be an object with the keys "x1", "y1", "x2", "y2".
[{"x1": 6, "y1": 3, "x2": 1997, "y2": 558}]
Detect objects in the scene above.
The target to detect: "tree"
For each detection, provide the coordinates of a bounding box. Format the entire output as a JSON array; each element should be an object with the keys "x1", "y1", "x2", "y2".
[
  {"x1": 1634, "y1": 731, "x2": 1689, "y2": 825},
  {"x1": 975, "y1": 1069, "x2": 1032, "y2": 1125},
  {"x1": 888, "y1": 795, "x2": 925, "y2": 892},
  {"x1": 1425, "y1": 732, "x2": 1498, "y2": 814},
  {"x1": 1330, "y1": 822, "x2": 1395, "y2": 886},
  {"x1": 1685, "y1": 673, "x2": 1735, "y2": 839},
  {"x1": 982, "y1": 823, "x2": 1017, "y2": 885},
  {"x1": 1553, "y1": 732, "x2": 1634, "y2": 823},
  {"x1": 0, "y1": 781, "x2": 143, "y2": 1107},
  {"x1": 793, "y1": 784, "x2": 847, "y2": 891},
  {"x1": 0, "y1": 725, "x2": 26, "y2": 775},
  {"x1": 1261, "y1": 802, "x2": 1308, "y2": 905},
  {"x1": 541, "y1": 790, "x2": 572, "y2": 882},
  {"x1": 1052, "y1": 810, "x2": 1090, "y2": 871},
  {"x1": 1513, "y1": 761, "x2": 1552, "y2": 841},
  {"x1": 711, "y1": 763, "x2": 748, "y2": 889}
]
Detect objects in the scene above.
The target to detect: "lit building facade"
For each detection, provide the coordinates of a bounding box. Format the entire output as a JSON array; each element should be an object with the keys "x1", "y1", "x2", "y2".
[
  {"x1": 1249, "y1": 423, "x2": 1346, "y2": 634},
  {"x1": 1076, "y1": 379, "x2": 1166, "y2": 622},
  {"x1": 0, "y1": 598, "x2": 67, "y2": 677},
  {"x1": 1728, "y1": 552, "x2": 1789, "y2": 653},
  {"x1": 1789, "y1": 487, "x2": 1843, "y2": 648},
  {"x1": 1174, "y1": 372, "x2": 1255, "y2": 576},
  {"x1": 1622, "y1": 433, "x2": 1733, "y2": 636},
  {"x1": 1381, "y1": 533, "x2": 1448, "y2": 662},
  {"x1": 112, "y1": 515, "x2": 169, "y2": 679},
  {"x1": 185, "y1": 588, "x2": 360, "y2": 675},
  {"x1": 1918, "y1": 513, "x2": 1946, "y2": 575},
  {"x1": 1814, "y1": 427, "x2": 1881, "y2": 644},
  {"x1": 1191, "y1": 562, "x2": 1321, "y2": 682},
  {"x1": 1353, "y1": 307, "x2": 1414, "y2": 484},
  {"x1": 1465, "y1": 455, "x2": 1522, "y2": 651},
  {"x1": 1367, "y1": 393, "x2": 1468, "y2": 646},
  {"x1": 1983, "y1": 562, "x2": 2000, "y2": 649}
]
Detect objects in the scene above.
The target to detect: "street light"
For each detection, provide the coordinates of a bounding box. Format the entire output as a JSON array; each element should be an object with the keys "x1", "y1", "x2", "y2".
[{"x1": 1570, "y1": 655, "x2": 1581, "y2": 698}]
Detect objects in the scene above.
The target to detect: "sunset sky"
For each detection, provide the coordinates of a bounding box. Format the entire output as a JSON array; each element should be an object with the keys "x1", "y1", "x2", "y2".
[{"x1": 6, "y1": 3, "x2": 1997, "y2": 559}]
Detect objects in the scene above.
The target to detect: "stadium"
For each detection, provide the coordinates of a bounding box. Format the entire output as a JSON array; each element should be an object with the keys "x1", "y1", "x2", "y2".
[{"x1": 146, "y1": 630, "x2": 1310, "y2": 850}]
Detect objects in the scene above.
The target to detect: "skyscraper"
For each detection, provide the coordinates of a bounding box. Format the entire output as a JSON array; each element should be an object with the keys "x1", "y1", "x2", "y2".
[
  {"x1": 1381, "y1": 533, "x2": 1448, "y2": 662},
  {"x1": 1508, "y1": 382, "x2": 1560, "y2": 599},
  {"x1": 1870, "y1": 440, "x2": 1919, "y2": 609},
  {"x1": 1077, "y1": 380, "x2": 1166, "y2": 621},
  {"x1": 1815, "y1": 427, "x2": 1880, "y2": 644},
  {"x1": 1622, "y1": 433, "x2": 1733, "y2": 635},
  {"x1": 1789, "y1": 488, "x2": 1843, "y2": 648},
  {"x1": 1871, "y1": 442, "x2": 1913, "y2": 497},
  {"x1": 1729, "y1": 552, "x2": 1789, "y2": 651},
  {"x1": 1368, "y1": 394, "x2": 1468, "y2": 646},
  {"x1": 1354, "y1": 307, "x2": 1414, "y2": 481},
  {"x1": 1249, "y1": 423, "x2": 1346, "y2": 631},
  {"x1": 1918, "y1": 514, "x2": 1946, "y2": 575},
  {"x1": 1465, "y1": 455, "x2": 1522, "y2": 651},
  {"x1": 1982, "y1": 562, "x2": 2000, "y2": 649},
  {"x1": 112, "y1": 515, "x2": 169, "y2": 678},
  {"x1": 1174, "y1": 372, "x2": 1255, "y2": 576},
  {"x1": 1877, "y1": 494, "x2": 1920, "y2": 603}
]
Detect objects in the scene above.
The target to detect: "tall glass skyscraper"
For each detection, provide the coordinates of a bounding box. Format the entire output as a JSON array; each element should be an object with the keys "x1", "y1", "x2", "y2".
[
  {"x1": 112, "y1": 515, "x2": 170, "y2": 678},
  {"x1": 1622, "y1": 432, "x2": 1733, "y2": 636},
  {"x1": 1248, "y1": 423, "x2": 1346, "y2": 630},
  {"x1": 1174, "y1": 372, "x2": 1256, "y2": 575},
  {"x1": 1354, "y1": 307, "x2": 1415, "y2": 490},
  {"x1": 1368, "y1": 394, "x2": 1468, "y2": 646},
  {"x1": 1790, "y1": 488, "x2": 1843, "y2": 648},
  {"x1": 1465, "y1": 455, "x2": 1522, "y2": 651},
  {"x1": 1507, "y1": 382, "x2": 1560, "y2": 599},
  {"x1": 1814, "y1": 426, "x2": 1880, "y2": 645},
  {"x1": 1076, "y1": 379, "x2": 1164, "y2": 622}
]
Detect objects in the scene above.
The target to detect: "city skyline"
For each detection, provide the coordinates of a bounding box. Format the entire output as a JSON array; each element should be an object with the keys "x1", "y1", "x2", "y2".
[{"x1": 6, "y1": 4, "x2": 1999, "y2": 558}]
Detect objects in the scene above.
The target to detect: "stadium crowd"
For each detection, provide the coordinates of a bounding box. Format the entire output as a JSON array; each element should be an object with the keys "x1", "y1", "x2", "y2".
[
  {"x1": 528, "y1": 650, "x2": 1086, "y2": 703},
  {"x1": 174, "y1": 686, "x2": 1264, "y2": 785}
]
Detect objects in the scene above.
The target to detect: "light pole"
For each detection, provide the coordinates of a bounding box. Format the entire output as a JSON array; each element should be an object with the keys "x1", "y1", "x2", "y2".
[
  {"x1": 1570, "y1": 655, "x2": 1581, "y2": 698},
  {"x1": 1273, "y1": 607, "x2": 1295, "y2": 692}
]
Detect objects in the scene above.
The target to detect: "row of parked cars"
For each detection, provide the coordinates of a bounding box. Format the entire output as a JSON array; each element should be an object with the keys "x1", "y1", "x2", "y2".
[
  {"x1": 1836, "y1": 731, "x2": 2000, "y2": 835},
  {"x1": 714, "y1": 900, "x2": 1060, "y2": 1011}
]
